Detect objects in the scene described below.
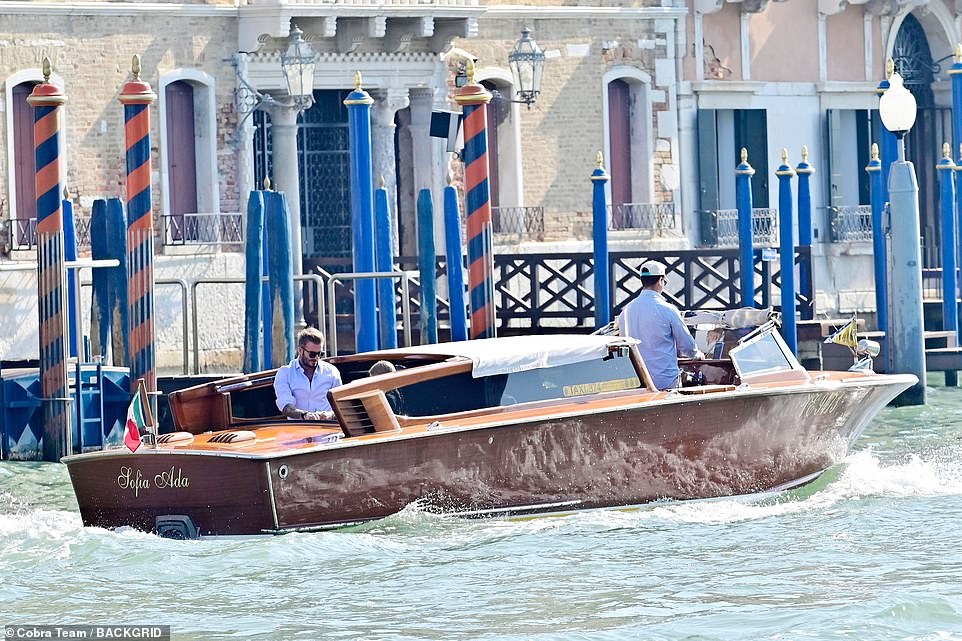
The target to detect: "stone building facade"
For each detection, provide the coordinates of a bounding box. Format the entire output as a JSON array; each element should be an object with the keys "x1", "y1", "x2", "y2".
[{"x1": 2, "y1": 0, "x2": 962, "y2": 370}]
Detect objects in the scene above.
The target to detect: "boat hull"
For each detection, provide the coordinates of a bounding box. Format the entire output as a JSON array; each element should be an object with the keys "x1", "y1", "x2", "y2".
[{"x1": 64, "y1": 377, "x2": 909, "y2": 536}]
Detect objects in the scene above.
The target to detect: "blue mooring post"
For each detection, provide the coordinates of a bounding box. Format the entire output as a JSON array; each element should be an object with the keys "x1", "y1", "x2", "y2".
[
  {"x1": 266, "y1": 191, "x2": 295, "y2": 366},
  {"x1": 443, "y1": 178, "x2": 468, "y2": 342},
  {"x1": 736, "y1": 148, "x2": 755, "y2": 308},
  {"x1": 417, "y1": 189, "x2": 438, "y2": 344},
  {"x1": 866, "y1": 144, "x2": 888, "y2": 336},
  {"x1": 62, "y1": 190, "x2": 79, "y2": 359},
  {"x1": 938, "y1": 144, "x2": 958, "y2": 387},
  {"x1": 243, "y1": 190, "x2": 265, "y2": 373},
  {"x1": 776, "y1": 149, "x2": 797, "y2": 354},
  {"x1": 89, "y1": 199, "x2": 110, "y2": 360},
  {"x1": 951, "y1": 45, "x2": 962, "y2": 346},
  {"x1": 879, "y1": 59, "x2": 897, "y2": 209},
  {"x1": 344, "y1": 72, "x2": 378, "y2": 353},
  {"x1": 591, "y1": 152, "x2": 611, "y2": 328},
  {"x1": 260, "y1": 189, "x2": 272, "y2": 366},
  {"x1": 882, "y1": 72, "x2": 926, "y2": 405},
  {"x1": 106, "y1": 197, "x2": 129, "y2": 367},
  {"x1": 374, "y1": 181, "x2": 398, "y2": 349},
  {"x1": 795, "y1": 147, "x2": 815, "y2": 321}
]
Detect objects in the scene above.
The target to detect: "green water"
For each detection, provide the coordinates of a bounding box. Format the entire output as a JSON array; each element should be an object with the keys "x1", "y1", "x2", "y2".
[{"x1": 2, "y1": 382, "x2": 961, "y2": 640}]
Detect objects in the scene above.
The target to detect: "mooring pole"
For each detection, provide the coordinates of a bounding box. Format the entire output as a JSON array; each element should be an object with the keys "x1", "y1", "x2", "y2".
[
  {"x1": 735, "y1": 148, "x2": 755, "y2": 308},
  {"x1": 443, "y1": 176, "x2": 468, "y2": 342},
  {"x1": 454, "y1": 63, "x2": 496, "y2": 339},
  {"x1": 776, "y1": 149, "x2": 797, "y2": 354},
  {"x1": 795, "y1": 147, "x2": 815, "y2": 321},
  {"x1": 119, "y1": 54, "x2": 158, "y2": 414},
  {"x1": 344, "y1": 72, "x2": 378, "y2": 352},
  {"x1": 591, "y1": 152, "x2": 611, "y2": 329},
  {"x1": 243, "y1": 190, "x2": 265, "y2": 373},
  {"x1": 375, "y1": 179, "x2": 399, "y2": 349},
  {"x1": 938, "y1": 144, "x2": 958, "y2": 387},
  {"x1": 28, "y1": 58, "x2": 71, "y2": 461}
]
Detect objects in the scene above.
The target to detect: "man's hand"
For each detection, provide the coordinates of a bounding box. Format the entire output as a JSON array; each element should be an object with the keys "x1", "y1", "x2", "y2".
[{"x1": 303, "y1": 410, "x2": 334, "y2": 421}]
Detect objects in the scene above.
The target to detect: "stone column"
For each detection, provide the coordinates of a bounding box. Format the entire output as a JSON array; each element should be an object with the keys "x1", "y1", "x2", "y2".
[
  {"x1": 370, "y1": 87, "x2": 410, "y2": 252},
  {"x1": 267, "y1": 103, "x2": 304, "y2": 295},
  {"x1": 407, "y1": 88, "x2": 444, "y2": 256}
]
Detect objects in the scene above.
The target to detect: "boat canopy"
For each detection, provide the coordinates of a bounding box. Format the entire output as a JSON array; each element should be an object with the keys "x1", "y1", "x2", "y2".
[{"x1": 367, "y1": 334, "x2": 638, "y2": 378}]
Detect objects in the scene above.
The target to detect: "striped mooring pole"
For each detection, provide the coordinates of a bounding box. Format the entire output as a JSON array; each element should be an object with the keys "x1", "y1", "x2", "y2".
[
  {"x1": 119, "y1": 55, "x2": 158, "y2": 411},
  {"x1": 28, "y1": 58, "x2": 71, "y2": 461},
  {"x1": 454, "y1": 65, "x2": 496, "y2": 339}
]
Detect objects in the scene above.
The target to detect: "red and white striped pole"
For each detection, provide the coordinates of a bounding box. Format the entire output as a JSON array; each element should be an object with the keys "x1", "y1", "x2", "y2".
[
  {"x1": 27, "y1": 58, "x2": 71, "y2": 461},
  {"x1": 454, "y1": 66, "x2": 496, "y2": 339},
  {"x1": 119, "y1": 55, "x2": 158, "y2": 412}
]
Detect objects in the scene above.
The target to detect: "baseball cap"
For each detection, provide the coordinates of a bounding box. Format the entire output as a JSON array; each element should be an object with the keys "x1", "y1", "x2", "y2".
[{"x1": 640, "y1": 262, "x2": 666, "y2": 278}]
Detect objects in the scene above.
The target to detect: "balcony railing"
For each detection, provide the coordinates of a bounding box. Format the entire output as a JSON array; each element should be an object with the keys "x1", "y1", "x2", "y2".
[
  {"x1": 828, "y1": 205, "x2": 873, "y2": 242},
  {"x1": 6, "y1": 216, "x2": 91, "y2": 253},
  {"x1": 608, "y1": 202, "x2": 678, "y2": 236},
  {"x1": 161, "y1": 212, "x2": 244, "y2": 246},
  {"x1": 492, "y1": 206, "x2": 544, "y2": 241},
  {"x1": 699, "y1": 208, "x2": 779, "y2": 248}
]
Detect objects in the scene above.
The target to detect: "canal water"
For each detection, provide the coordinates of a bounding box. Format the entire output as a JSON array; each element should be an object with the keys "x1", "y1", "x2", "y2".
[{"x1": 1, "y1": 380, "x2": 961, "y2": 641}]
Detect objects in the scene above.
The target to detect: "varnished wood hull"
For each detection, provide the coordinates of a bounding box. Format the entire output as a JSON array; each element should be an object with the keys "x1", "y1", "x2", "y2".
[{"x1": 64, "y1": 377, "x2": 911, "y2": 536}]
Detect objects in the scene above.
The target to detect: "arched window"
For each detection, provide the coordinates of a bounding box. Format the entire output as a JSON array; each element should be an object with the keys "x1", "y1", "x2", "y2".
[
  {"x1": 477, "y1": 73, "x2": 524, "y2": 235},
  {"x1": 604, "y1": 72, "x2": 653, "y2": 229},
  {"x1": 10, "y1": 81, "x2": 37, "y2": 247}
]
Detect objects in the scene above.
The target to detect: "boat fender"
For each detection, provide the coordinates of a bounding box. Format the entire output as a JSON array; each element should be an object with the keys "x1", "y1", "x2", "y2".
[
  {"x1": 208, "y1": 430, "x2": 257, "y2": 444},
  {"x1": 155, "y1": 515, "x2": 200, "y2": 540}
]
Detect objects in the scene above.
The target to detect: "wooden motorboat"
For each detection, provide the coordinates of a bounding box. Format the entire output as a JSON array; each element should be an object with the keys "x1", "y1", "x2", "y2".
[{"x1": 62, "y1": 324, "x2": 916, "y2": 538}]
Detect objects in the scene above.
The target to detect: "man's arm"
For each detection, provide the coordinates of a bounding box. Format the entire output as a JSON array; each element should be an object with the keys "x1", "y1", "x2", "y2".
[{"x1": 670, "y1": 309, "x2": 699, "y2": 358}]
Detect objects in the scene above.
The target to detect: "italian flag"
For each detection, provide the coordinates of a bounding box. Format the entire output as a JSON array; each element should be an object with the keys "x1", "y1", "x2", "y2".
[{"x1": 125, "y1": 379, "x2": 151, "y2": 453}]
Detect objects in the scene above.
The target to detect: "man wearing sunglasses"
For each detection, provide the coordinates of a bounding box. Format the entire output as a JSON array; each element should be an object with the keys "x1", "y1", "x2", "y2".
[
  {"x1": 617, "y1": 262, "x2": 700, "y2": 390},
  {"x1": 274, "y1": 327, "x2": 343, "y2": 421}
]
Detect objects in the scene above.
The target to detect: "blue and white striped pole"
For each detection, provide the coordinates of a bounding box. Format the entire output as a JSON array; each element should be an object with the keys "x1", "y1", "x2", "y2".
[
  {"x1": 736, "y1": 148, "x2": 755, "y2": 308},
  {"x1": 591, "y1": 152, "x2": 610, "y2": 328},
  {"x1": 344, "y1": 72, "x2": 378, "y2": 353},
  {"x1": 776, "y1": 149, "x2": 797, "y2": 354}
]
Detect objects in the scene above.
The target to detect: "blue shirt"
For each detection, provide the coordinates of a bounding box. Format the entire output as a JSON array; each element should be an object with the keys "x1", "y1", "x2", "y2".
[
  {"x1": 273, "y1": 358, "x2": 342, "y2": 416},
  {"x1": 618, "y1": 290, "x2": 697, "y2": 390}
]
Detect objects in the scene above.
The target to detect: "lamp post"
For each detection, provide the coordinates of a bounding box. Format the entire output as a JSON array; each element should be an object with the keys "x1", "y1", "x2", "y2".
[
  {"x1": 508, "y1": 27, "x2": 545, "y2": 108},
  {"x1": 235, "y1": 22, "x2": 317, "y2": 326},
  {"x1": 879, "y1": 71, "x2": 926, "y2": 405}
]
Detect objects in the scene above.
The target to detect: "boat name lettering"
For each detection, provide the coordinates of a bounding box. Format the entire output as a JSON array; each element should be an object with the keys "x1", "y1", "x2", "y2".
[
  {"x1": 802, "y1": 393, "x2": 844, "y2": 417},
  {"x1": 117, "y1": 465, "x2": 190, "y2": 497},
  {"x1": 155, "y1": 466, "x2": 191, "y2": 489}
]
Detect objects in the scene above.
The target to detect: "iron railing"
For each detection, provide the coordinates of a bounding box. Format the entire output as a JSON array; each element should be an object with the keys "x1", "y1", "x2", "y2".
[
  {"x1": 161, "y1": 212, "x2": 244, "y2": 246},
  {"x1": 7, "y1": 216, "x2": 91, "y2": 252},
  {"x1": 609, "y1": 202, "x2": 678, "y2": 235},
  {"x1": 492, "y1": 206, "x2": 544, "y2": 241},
  {"x1": 828, "y1": 205, "x2": 873, "y2": 242},
  {"x1": 700, "y1": 208, "x2": 779, "y2": 248}
]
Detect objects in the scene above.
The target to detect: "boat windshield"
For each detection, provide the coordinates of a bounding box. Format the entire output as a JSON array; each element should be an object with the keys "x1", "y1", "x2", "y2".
[
  {"x1": 728, "y1": 328, "x2": 808, "y2": 383},
  {"x1": 393, "y1": 349, "x2": 641, "y2": 416}
]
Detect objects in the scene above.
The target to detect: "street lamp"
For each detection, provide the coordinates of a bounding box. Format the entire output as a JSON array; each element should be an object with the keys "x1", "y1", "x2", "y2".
[
  {"x1": 508, "y1": 27, "x2": 545, "y2": 108},
  {"x1": 879, "y1": 70, "x2": 926, "y2": 405},
  {"x1": 235, "y1": 22, "x2": 317, "y2": 125}
]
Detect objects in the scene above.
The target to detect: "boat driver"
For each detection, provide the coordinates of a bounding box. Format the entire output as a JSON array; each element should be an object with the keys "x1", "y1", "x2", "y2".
[
  {"x1": 617, "y1": 262, "x2": 701, "y2": 390},
  {"x1": 274, "y1": 327, "x2": 342, "y2": 421}
]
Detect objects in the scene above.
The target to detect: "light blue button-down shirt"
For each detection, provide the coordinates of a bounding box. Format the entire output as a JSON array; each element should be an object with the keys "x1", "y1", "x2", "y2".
[
  {"x1": 618, "y1": 290, "x2": 697, "y2": 390},
  {"x1": 273, "y1": 358, "x2": 342, "y2": 416}
]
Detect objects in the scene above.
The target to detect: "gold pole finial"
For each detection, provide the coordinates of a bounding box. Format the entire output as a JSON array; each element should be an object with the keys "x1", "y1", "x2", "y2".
[
  {"x1": 740, "y1": 147, "x2": 748, "y2": 164},
  {"x1": 41, "y1": 57, "x2": 52, "y2": 83},
  {"x1": 446, "y1": 172, "x2": 454, "y2": 186},
  {"x1": 63, "y1": 186, "x2": 69, "y2": 199},
  {"x1": 801, "y1": 145, "x2": 809, "y2": 163},
  {"x1": 354, "y1": 71, "x2": 362, "y2": 91},
  {"x1": 378, "y1": 175, "x2": 385, "y2": 189},
  {"x1": 871, "y1": 142, "x2": 879, "y2": 161},
  {"x1": 886, "y1": 58, "x2": 895, "y2": 78},
  {"x1": 595, "y1": 151, "x2": 604, "y2": 168},
  {"x1": 956, "y1": 44, "x2": 962, "y2": 63},
  {"x1": 781, "y1": 148, "x2": 788, "y2": 164},
  {"x1": 131, "y1": 54, "x2": 142, "y2": 81},
  {"x1": 263, "y1": 176, "x2": 272, "y2": 190},
  {"x1": 944, "y1": 142, "x2": 952, "y2": 159}
]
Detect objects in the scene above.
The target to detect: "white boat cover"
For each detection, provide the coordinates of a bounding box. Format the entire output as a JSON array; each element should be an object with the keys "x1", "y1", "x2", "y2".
[{"x1": 376, "y1": 334, "x2": 638, "y2": 378}]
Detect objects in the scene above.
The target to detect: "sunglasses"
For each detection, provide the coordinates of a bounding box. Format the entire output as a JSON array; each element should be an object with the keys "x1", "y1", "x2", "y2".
[{"x1": 303, "y1": 349, "x2": 322, "y2": 358}]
